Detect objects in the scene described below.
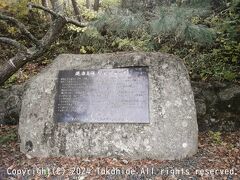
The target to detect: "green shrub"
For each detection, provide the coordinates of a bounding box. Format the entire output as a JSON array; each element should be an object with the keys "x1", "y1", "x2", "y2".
[
  {"x1": 0, "y1": 132, "x2": 17, "y2": 144},
  {"x1": 150, "y1": 5, "x2": 215, "y2": 45},
  {"x1": 209, "y1": 131, "x2": 222, "y2": 145}
]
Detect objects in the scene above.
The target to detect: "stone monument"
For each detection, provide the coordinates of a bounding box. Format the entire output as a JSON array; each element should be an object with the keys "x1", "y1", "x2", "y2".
[{"x1": 19, "y1": 52, "x2": 198, "y2": 160}]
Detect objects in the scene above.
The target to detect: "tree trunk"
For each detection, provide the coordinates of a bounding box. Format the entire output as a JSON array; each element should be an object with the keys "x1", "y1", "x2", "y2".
[
  {"x1": 0, "y1": 17, "x2": 66, "y2": 86},
  {"x1": 50, "y1": 0, "x2": 64, "y2": 14},
  {"x1": 41, "y1": 0, "x2": 48, "y2": 8},
  {"x1": 41, "y1": 0, "x2": 51, "y2": 20},
  {"x1": 86, "y1": 0, "x2": 91, "y2": 9},
  {"x1": 0, "y1": 3, "x2": 85, "y2": 85},
  {"x1": 93, "y1": 0, "x2": 100, "y2": 11},
  {"x1": 121, "y1": 0, "x2": 127, "y2": 8},
  {"x1": 71, "y1": 0, "x2": 81, "y2": 22}
]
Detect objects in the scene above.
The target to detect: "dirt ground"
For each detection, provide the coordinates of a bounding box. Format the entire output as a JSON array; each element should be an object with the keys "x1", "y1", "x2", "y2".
[{"x1": 0, "y1": 125, "x2": 239, "y2": 180}]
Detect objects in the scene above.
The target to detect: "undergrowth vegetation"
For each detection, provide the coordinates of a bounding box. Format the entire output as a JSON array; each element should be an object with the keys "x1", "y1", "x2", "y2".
[{"x1": 0, "y1": 0, "x2": 239, "y2": 85}]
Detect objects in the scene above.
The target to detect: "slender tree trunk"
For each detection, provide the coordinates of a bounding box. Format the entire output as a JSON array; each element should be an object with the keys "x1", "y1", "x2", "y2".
[
  {"x1": 71, "y1": 0, "x2": 81, "y2": 22},
  {"x1": 86, "y1": 0, "x2": 91, "y2": 9},
  {"x1": 50, "y1": 0, "x2": 64, "y2": 14},
  {"x1": 121, "y1": 0, "x2": 127, "y2": 8},
  {"x1": 41, "y1": 0, "x2": 48, "y2": 8},
  {"x1": 93, "y1": 0, "x2": 100, "y2": 11},
  {"x1": 41, "y1": 0, "x2": 51, "y2": 20}
]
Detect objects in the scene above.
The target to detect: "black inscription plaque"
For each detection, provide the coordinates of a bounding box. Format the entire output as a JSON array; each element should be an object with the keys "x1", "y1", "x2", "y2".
[{"x1": 54, "y1": 67, "x2": 149, "y2": 123}]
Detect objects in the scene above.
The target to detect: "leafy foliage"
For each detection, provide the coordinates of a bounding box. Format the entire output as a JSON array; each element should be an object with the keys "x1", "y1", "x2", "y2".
[
  {"x1": 184, "y1": 0, "x2": 240, "y2": 81},
  {"x1": 0, "y1": 0, "x2": 239, "y2": 84},
  {"x1": 101, "y1": 0, "x2": 121, "y2": 8},
  {"x1": 150, "y1": 5, "x2": 215, "y2": 44},
  {"x1": 8, "y1": 0, "x2": 29, "y2": 18},
  {"x1": 93, "y1": 8, "x2": 145, "y2": 37},
  {"x1": 209, "y1": 131, "x2": 223, "y2": 145},
  {"x1": 0, "y1": 131, "x2": 17, "y2": 144},
  {"x1": 93, "y1": 3, "x2": 215, "y2": 45}
]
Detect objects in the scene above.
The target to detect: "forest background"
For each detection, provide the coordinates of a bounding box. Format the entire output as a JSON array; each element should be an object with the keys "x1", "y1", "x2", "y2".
[{"x1": 0, "y1": 0, "x2": 239, "y2": 87}]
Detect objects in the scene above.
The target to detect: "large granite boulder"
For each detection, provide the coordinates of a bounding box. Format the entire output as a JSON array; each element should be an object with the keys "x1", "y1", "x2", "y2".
[
  {"x1": 2, "y1": 82, "x2": 239, "y2": 132},
  {"x1": 19, "y1": 52, "x2": 198, "y2": 160}
]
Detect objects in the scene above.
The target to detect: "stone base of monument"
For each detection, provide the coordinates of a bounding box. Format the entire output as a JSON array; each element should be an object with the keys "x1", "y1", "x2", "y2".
[{"x1": 19, "y1": 52, "x2": 198, "y2": 160}]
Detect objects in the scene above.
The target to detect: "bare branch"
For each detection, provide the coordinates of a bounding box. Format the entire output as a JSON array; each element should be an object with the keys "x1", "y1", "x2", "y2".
[
  {"x1": 65, "y1": 18, "x2": 86, "y2": 27},
  {"x1": 0, "y1": 37, "x2": 28, "y2": 52},
  {"x1": 28, "y1": 2, "x2": 59, "y2": 18},
  {"x1": 29, "y1": 3, "x2": 86, "y2": 27},
  {"x1": 0, "y1": 13, "x2": 41, "y2": 47},
  {"x1": 0, "y1": 3, "x2": 87, "y2": 86}
]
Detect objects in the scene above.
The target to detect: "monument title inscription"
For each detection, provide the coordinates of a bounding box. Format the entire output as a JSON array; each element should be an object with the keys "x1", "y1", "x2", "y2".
[{"x1": 54, "y1": 67, "x2": 149, "y2": 123}]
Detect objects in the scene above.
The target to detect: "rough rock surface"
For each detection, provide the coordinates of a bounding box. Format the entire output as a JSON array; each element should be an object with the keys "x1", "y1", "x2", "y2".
[
  {"x1": 0, "y1": 85, "x2": 25, "y2": 125},
  {"x1": 1, "y1": 79, "x2": 239, "y2": 132},
  {"x1": 193, "y1": 82, "x2": 240, "y2": 132},
  {"x1": 18, "y1": 52, "x2": 198, "y2": 159}
]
